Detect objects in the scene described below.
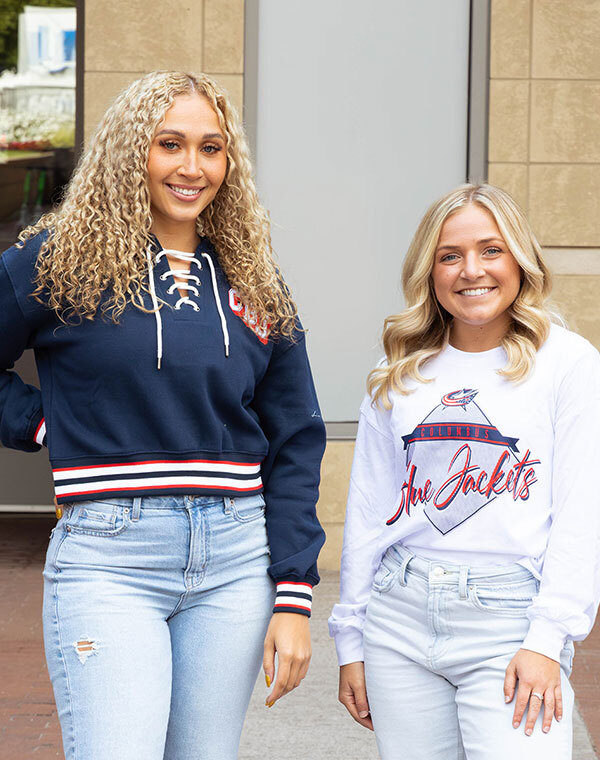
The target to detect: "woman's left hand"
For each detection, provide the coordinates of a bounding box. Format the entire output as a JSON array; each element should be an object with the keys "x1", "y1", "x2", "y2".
[
  {"x1": 504, "y1": 648, "x2": 562, "y2": 734},
  {"x1": 263, "y1": 612, "x2": 311, "y2": 707}
]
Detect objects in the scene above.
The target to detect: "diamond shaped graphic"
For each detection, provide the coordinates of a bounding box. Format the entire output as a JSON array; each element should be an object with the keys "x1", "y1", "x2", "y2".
[{"x1": 387, "y1": 389, "x2": 523, "y2": 534}]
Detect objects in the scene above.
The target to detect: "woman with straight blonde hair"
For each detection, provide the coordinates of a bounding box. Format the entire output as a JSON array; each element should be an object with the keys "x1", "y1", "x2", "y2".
[
  {"x1": 330, "y1": 184, "x2": 600, "y2": 759},
  {"x1": 0, "y1": 71, "x2": 325, "y2": 759}
]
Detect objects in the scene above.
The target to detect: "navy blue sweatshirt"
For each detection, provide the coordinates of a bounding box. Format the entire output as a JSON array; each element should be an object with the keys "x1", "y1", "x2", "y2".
[{"x1": 0, "y1": 232, "x2": 326, "y2": 615}]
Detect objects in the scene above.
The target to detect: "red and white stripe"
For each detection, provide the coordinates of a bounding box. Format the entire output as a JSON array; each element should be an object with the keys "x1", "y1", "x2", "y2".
[
  {"x1": 273, "y1": 581, "x2": 313, "y2": 614},
  {"x1": 34, "y1": 418, "x2": 46, "y2": 446},
  {"x1": 52, "y1": 458, "x2": 262, "y2": 499}
]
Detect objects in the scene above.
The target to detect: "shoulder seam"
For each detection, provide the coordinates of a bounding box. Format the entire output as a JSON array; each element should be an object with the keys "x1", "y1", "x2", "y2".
[{"x1": 360, "y1": 408, "x2": 394, "y2": 442}]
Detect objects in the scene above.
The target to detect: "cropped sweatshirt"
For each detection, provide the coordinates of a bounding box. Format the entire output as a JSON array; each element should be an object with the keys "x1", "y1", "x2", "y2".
[
  {"x1": 329, "y1": 325, "x2": 600, "y2": 662},
  {"x1": 0, "y1": 231, "x2": 326, "y2": 616}
]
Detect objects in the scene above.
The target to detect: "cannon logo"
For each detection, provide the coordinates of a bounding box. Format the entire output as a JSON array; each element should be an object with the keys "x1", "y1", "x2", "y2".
[{"x1": 386, "y1": 388, "x2": 540, "y2": 533}]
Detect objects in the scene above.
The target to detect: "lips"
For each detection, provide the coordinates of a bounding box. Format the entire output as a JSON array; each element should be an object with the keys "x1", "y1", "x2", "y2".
[
  {"x1": 166, "y1": 184, "x2": 205, "y2": 201},
  {"x1": 457, "y1": 286, "x2": 497, "y2": 297}
]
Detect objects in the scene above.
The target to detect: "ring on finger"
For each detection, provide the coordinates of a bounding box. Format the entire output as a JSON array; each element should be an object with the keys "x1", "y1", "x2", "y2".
[{"x1": 531, "y1": 691, "x2": 544, "y2": 701}]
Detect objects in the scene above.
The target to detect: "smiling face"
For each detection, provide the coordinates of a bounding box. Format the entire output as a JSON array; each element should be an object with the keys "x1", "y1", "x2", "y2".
[
  {"x1": 147, "y1": 93, "x2": 228, "y2": 244},
  {"x1": 431, "y1": 203, "x2": 522, "y2": 351}
]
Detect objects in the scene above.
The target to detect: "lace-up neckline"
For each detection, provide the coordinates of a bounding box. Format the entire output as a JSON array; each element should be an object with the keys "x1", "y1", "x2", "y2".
[
  {"x1": 145, "y1": 245, "x2": 230, "y2": 368},
  {"x1": 156, "y1": 249, "x2": 202, "y2": 311}
]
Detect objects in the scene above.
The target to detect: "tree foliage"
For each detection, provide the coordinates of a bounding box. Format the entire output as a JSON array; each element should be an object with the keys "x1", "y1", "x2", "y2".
[{"x1": 0, "y1": 0, "x2": 76, "y2": 72}]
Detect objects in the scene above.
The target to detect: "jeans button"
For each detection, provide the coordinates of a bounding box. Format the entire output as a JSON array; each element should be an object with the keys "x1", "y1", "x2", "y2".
[{"x1": 432, "y1": 566, "x2": 445, "y2": 577}]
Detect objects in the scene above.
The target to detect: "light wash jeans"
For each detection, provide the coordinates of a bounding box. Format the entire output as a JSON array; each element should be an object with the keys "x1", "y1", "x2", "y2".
[
  {"x1": 43, "y1": 494, "x2": 274, "y2": 760},
  {"x1": 363, "y1": 544, "x2": 574, "y2": 760}
]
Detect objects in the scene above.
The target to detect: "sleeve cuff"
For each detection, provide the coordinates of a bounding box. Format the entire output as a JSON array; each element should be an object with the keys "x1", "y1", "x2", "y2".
[
  {"x1": 33, "y1": 416, "x2": 47, "y2": 447},
  {"x1": 334, "y1": 626, "x2": 365, "y2": 666},
  {"x1": 522, "y1": 617, "x2": 568, "y2": 663},
  {"x1": 273, "y1": 581, "x2": 313, "y2": 617}
]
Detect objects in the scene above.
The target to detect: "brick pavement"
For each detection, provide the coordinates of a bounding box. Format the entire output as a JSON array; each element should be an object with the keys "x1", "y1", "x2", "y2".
[
  {"x1": 573, "y1": 625, "x2": 600, "y2": 754},
  {"x1": 0, "y1": 514, "x2": 597, "y2": 758},
  {"x1": 0, "y1": 515, "x2": 61, "y2": 759}
]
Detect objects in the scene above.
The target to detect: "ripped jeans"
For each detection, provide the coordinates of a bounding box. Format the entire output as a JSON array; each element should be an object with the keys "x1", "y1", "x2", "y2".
[
  {"x1": 363, "y1": 544, "x2": 575, "y2": 760},
  {"x1": 42, "y1": 494, "x2": 274, "y2": 760}
]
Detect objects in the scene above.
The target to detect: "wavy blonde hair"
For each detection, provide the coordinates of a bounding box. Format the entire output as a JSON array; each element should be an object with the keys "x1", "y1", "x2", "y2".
[
  {"x1": 368, "y1": 183, "x2": 554, "y2": 407},
  {"x1": 18, "y1": 71, "x2": 298, "y2": 335}
]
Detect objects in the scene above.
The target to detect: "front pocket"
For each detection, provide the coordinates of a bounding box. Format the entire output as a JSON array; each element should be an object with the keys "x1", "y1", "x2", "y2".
[
  {"x1": 371, "y1": 556, "x2": 400, "y2": 594},
  {"x1": 468, "y1": 580, "x2": 537, "y2": 617},
  {"x1": 64, "y1": 501, "x2": 131, "y2": 536},
  {"x1": 229, "y1": 495, "x2": 266, "y2": 523}
]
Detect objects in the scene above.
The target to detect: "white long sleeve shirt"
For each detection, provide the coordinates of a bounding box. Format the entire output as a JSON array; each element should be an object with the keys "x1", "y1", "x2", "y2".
[{"x1": 329, "y1": 324, "x2": 600, "y2": 666}]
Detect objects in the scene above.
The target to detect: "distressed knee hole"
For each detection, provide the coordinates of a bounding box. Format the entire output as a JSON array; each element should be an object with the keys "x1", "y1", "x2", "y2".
[{"x1": 73, "y1": 637, "x2": 99, "y2": 664}]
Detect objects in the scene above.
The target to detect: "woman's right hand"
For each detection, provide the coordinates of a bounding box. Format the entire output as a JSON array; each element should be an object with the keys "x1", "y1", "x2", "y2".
[{"x1": 338, "y1": 661, "x2": 373, "y2": 730}]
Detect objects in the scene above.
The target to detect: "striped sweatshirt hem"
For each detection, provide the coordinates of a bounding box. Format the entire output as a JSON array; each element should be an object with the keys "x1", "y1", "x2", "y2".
[{"x1": 51, "y1": 452, "x2": 264, "y2": 503}]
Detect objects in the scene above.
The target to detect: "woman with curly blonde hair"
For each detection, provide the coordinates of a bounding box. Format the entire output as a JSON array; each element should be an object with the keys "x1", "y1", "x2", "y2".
[
  {"x1": 0, "y1": 71, "x2": 326, "y2": 759},
  {"x1": 330, "y1": 184, "x2": 600, "y2": 759}
]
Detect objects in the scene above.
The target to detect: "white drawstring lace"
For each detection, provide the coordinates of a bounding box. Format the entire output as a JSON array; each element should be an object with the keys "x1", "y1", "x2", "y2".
[
  {"x1": 201, "y1": 252, "x2": 230, "y2": 357},
  {"x1": 146, "y1": 246, "x2": 231, "y2": 368},
  {"x1": 156, "y1": 249, "x2": 202, "y2": 311},
  {"x1": 145, "y1": 246, "x2": 163, "y2": 369}
]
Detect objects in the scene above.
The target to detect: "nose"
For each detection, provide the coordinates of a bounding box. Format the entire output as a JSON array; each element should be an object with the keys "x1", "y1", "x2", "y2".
[
  {"x1": 177, "y1": 149, "x2": 204, "y2": 178},
  {"x1": 460, "y1": 252, "x2": 485, "y2": 280}
]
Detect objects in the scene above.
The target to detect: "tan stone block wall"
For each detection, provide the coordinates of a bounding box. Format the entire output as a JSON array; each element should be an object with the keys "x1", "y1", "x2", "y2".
[
  {"x1": 316, "y1": 441, "x2": 354, "y2": 571},
  {"x1": 552, "y1": 274, "x2": 600, "y2": 349},
  {"x1": 489, "y1": 0, "x2": 600, "y2": 253},
  {"x1": 489, "y1": 0, "x2": 600, "y2": 355},
  {"x1": 83, "y1": 0, "x2": 244, "y2": 142}
]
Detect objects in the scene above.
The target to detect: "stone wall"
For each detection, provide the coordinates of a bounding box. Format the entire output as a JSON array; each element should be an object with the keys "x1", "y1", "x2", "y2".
[
  {"x1": 83, "y1": 0, "x2": 244, "y2": 142},
  {"x1": 489, "y1": 0, "x2": 600, "y2": 347}
]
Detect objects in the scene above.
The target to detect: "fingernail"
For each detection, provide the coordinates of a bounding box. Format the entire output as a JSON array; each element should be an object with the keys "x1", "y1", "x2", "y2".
[
  {"x1": 358, "y1": 711, "x2": 369, "y2": 718},
  {"x1": 543, "y1": 726, "x2": 550, "y2": 733},
  {"x1": 557, "y1": 716, "x2": 562, "y2": 722},
  {"x1": 505, "y1": 695, "x2": 510, "y2": 703},
  {"x1": 513, "y1": 722, "x2": 519, "y2": 729},
  {"x1": 525, "y1": 729, "x2": 532, "y2": 736},
  {"x1": 265, "y1": 674, "x2": 271, "y2": 688},
  {"x1": 266, "y1": 700, "x2": 275, "y2": 708}
]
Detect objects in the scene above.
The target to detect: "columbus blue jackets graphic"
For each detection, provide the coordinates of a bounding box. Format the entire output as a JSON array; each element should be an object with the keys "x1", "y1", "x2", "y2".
[{"x1": 386, "y1": 389, "x2": 540, "y2": 533}]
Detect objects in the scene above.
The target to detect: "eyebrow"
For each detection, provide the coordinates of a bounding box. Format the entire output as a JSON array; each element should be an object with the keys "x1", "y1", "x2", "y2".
[
  {"x1": 436, "y1": 237, "x2": 504, "y2": 251},
  {"x1": 155, "y1": 129, "x2": 224, "y2": 140}
]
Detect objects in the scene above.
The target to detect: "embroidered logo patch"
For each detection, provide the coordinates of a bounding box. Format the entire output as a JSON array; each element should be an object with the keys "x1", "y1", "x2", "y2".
[
  {"x1": 386, "y1": 388, "x2": 540, "y2": 533},
  {"x1": 228, "y1": 289, "x2": 270, "y2": 344}
]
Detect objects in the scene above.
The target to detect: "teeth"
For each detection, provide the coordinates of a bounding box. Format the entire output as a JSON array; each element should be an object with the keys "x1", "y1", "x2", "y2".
[
  {"x1": 169, "y1": 185, "x2": 201, "y2": 196},
  {"x1": 460, "y1": 287, "x2": 493, "y2": 296}
]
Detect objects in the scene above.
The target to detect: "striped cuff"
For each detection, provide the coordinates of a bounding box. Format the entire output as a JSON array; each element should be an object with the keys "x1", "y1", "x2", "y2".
[
  {"x1": 33, "y1": 417, "x2": 47, "y2": 447},
  {"x1": 273, "y1": 582, "x2": 313, "y2": 617}
]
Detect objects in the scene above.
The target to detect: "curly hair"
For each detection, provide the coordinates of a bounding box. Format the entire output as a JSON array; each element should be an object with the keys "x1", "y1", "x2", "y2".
[
  {"x1": 368, "y1": 183, "x2": 555, "y2": 407},
  {"x1": 18, "y1": 71, "x2": 298, "y2": 336}
]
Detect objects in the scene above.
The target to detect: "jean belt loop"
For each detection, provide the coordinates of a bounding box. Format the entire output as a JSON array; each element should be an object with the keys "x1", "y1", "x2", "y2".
[
  {"x1": 458, "y1": 565, "x2": 469, "y2": 600},
  {"x1": 398, "y1": 552, "x2": 416, "y2": 587},
  {"x1": 131, "y1": 496, "x2": 142, "y2": 522}
]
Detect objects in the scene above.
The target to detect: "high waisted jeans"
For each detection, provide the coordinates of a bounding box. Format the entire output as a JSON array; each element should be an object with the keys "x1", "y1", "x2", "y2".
[
  {"x1": 42, "y1": 494, "x2": 274, "y2": 760},
  {"x1": 363, "y1": 544, "x2": 574, "y2": 760}
]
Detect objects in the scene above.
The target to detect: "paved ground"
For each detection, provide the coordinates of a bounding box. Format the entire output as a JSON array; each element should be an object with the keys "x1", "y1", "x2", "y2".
[{"x1": 0, "y1": 514, "x2": 597, "y2": 759}]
